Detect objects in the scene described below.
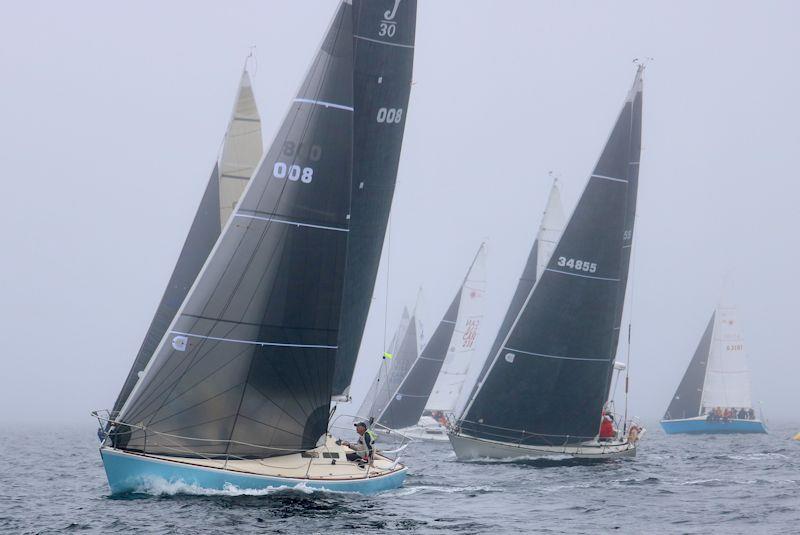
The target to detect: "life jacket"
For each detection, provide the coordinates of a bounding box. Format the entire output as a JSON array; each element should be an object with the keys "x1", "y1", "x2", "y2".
[{"x1": 599, "y1": 416, "x2": 615, "y2": 438}]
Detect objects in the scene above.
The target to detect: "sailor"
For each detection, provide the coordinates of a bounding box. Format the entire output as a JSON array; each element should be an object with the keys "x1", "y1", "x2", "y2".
[
  {"x1": 341, "y1": 422, "x2": 376, "y2": 467},
  {"x1": 599, "y1": 411, "x2": 616, "y2": 441}
]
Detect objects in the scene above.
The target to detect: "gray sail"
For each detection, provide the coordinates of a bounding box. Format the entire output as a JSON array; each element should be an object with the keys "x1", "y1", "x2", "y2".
[
  {"x1": 113, "y1": 3, "x2": 354, "y2": 458},
  {"x1": 664, "y1": 313, "x2": 715, "y2": 420},
  {"x1": 355, "y1": 307, "x2": 411, "y2": 418},
  {"x1": 377, "y1": 294, "x2": 459, "y2": 429},
  {"x1": 357, "y1": 310, "x2": 419, "y2": 420},
  {"x1": 459, "y1": 68, "x2": 644, "y2": 446},
  {"x1": 332, "y1": 0, "x2": 417, "y2": 397},
  {"x1": 109, "y1": 70, "x2": 262, "y2": 421},
  {"x1": 378, "y1": 244, "x2": 485, "y2": 429}
]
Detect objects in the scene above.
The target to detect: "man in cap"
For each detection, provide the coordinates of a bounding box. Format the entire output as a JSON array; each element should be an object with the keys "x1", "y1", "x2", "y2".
[{"x1": 341, "y1": 422, "x2": 376, "y2": 467}]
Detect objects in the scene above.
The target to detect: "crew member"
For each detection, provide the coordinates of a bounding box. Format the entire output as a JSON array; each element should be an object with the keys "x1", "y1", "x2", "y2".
[{"x1": 341, "y1": 422, "x2": 376, "y2": 467}]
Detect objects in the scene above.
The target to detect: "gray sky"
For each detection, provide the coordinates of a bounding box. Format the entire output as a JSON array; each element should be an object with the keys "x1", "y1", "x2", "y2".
[{"x1": 1, "y1": 1, "x2": 798, "y2": 425}]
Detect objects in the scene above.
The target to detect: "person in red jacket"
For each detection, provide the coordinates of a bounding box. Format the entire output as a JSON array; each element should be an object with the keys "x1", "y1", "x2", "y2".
[{"x1": 599, "y1": 411, "x2": 616, "y2": 441}]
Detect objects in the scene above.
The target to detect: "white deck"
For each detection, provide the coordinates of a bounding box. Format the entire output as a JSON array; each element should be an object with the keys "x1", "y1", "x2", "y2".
[{"x1": 140, "y1": 435, "x2": 403, "y2": 481}]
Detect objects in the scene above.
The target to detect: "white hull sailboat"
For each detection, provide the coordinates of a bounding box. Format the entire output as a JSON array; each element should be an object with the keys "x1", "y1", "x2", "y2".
[
  {"x1": 96, "y1": 0, "x2": 418, "y2": 495},
  {"x1": 449, "y1": 66, "x2": 646, "y2": 461},
  {"x1": 448, "y1": 432, "x2": 636, "y2": 461}
]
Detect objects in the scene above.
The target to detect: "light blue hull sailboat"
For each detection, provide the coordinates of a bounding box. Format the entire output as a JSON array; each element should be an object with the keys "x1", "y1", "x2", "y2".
[
  {"x1": 660, "y1": 417, "x2": 766, "y2": 435},
  {"x1": 100, "y1": 442, "x2": 407, "y2": 495}
]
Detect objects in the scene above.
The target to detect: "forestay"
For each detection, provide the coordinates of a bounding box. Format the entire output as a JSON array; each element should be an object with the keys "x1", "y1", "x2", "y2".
[
  {"x1": 109, "y1": 69, "x2": 262, "y2": 422},
  {"x1": 378, "y1": 244, "x2": 487, "y2": 429},
  {"x1": 333, "y1": 0, "x2": 417, "y2": 397},
  {"x1": 459, "y1": 67, "x2": 644, "y2": 445},
  {"x1": 114, "y1": 3, "x2": 354, "y2": 458}
]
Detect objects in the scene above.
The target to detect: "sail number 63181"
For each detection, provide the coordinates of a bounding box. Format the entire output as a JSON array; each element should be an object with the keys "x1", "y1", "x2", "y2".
[{"x1": 557, "y1": 257, "x2": 597, "y2": 273}]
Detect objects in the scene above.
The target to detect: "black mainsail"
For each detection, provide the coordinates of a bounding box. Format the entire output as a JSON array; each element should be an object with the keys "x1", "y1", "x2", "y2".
[
  {"x1": 663, "y1": 313, "x2": 714, "y2": 420},
  {"x1": 115, "y1": 4, "x2": 354, "y2": 458},
  {"x1": 109, "y1": 69, "x2": 262, "y2": 421},
  {"x1": 459, "y1": 67, "x2": 644, "y2": 446},
  {"x1": 377, "y1": 244, "x2": 485, "y2": 429},
  {"x1": 333, "y1": 0, "x2": 417, "y2": 397}
]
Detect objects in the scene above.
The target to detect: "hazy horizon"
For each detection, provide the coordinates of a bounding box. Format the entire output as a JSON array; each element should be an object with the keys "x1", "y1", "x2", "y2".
[{"x1": 1, "y1": 0, "x2": 798, "y2": 426}]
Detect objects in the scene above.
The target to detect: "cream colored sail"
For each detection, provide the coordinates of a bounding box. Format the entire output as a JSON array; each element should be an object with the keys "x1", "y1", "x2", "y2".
[{"x1": 218, "y1": 68, "x2": 263, "y2": 226}]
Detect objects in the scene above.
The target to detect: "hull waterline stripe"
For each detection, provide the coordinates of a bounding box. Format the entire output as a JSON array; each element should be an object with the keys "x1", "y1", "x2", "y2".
[
  {"x1": 171, "y1": 330, "x2": 337, "y2": 350},
  {"x1": 546, "y1": 268, "x2": 620, "y2": 282},
  {"x1": 354, "y1": 34, "x2": 415, "y2": 48},
  {"x1": 504, "y1": 346, "x2": 612, "y2": 362},
  {"x1": 293, "y1": 98, "x2": 354, "y2": 111},
  {"x1": 235, "y1": 213, "x2": 348, "y2": 233},
  {"x1": 591, "y1": 173, "x2": 628, "y2": 183}
]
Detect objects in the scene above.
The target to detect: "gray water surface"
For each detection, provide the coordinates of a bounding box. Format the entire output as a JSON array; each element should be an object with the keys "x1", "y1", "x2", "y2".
[{"x1": 1, "y1": 421, "x2": 798, "y2": 534}]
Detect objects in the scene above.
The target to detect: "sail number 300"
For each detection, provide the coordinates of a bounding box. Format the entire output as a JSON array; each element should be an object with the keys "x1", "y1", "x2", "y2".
[
  {"x1": 273, "y1": 162, "x2": 313, "y2": 183},
  {"x1": 557, "y1": 257, "x2": 597, "y2": 273}
]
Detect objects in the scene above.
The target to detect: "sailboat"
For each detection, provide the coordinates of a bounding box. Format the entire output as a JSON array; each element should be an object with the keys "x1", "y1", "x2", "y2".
[
  {"x1": 371, "y1": 244, "x2": 487, "y2": 441},
  {"x1": 94, "y1": 0, "x2": 417, "y2": 495},
  {"x1": 107, "y1": 66, "x2": 263, "y2": 426},
  {"x1": 661, "y1": 303, "x2": 767, "y2": 434},
  {"x1": 449, "y1": 66, "x2": 645, "y2": 460},
  {"x1": 355, "y1": 299, "x2": 423, "y2": 426}
]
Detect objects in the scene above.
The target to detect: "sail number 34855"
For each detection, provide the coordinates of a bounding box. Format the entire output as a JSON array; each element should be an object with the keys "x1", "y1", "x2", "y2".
[{"x1": 557, "y1": 257, "x2": 597, "y2": 273}]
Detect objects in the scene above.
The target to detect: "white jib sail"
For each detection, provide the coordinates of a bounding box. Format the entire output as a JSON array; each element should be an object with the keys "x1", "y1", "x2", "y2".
[
  {"x1": 536, "y1": 180, "x2": 566, "y2": 279},
  {"x1": 426, "y1": 244, "x2": 488, "y2": 413},
  {"x1": 218, "y1": 68, "x2": 263, "y2": 226},
  {"x1": 700, "y1": 305, "x2": 754, "y2": 410}
]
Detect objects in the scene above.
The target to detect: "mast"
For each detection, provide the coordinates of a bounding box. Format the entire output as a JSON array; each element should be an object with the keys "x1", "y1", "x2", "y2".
[
  {"x1": 109, "y1": 67, "x2": 262, "y2": 421},
  {"x1": 114, "y1": 2, "x2": 354, "y2": 458},
  {"x1": 332, "y1": 0, "x2": 418, "y2": 397},
  {"x1": 663, "y1": 312, "x2": 714, "y2": 420},
  {"x1": 377, "y1": 243, "x2": 486, "y2": 429},
  {"x1": 459, "y1": 67, "x2": 644, "y2": 445}
]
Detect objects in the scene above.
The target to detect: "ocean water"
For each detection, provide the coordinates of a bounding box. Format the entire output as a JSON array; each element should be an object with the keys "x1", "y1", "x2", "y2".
[{"x1": 1, "y1": 421, "x2": 799, "y2": 534}]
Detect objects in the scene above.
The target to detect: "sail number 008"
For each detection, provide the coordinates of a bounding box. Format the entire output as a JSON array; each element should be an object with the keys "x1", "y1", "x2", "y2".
[
  {"x1": 557, "y1": 257, "x2": 597, "y2": 273},
  {"x1": 376, "y1": 107, "x2": 403, "y2": 124},
  {"x1": 273, "y1": 162, "x2": 313, "y2": 183}
]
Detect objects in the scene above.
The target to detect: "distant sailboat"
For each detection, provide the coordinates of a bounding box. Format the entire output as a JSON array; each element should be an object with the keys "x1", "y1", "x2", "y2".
[
  {"x1": 95, "y1": 0, "x2": 417, "y2": 495},
  {"x1": 449, "y1": 66, "x2": 645, "y2": 460},
  {"x1": 107, "y1": 67, "x2": 262, "y2": 425},
  {"x1": 355, "y1": 299, "x2": 423, "y2": 424},
  {"x1": 661, "y1": 303, "x2": 767, "y2": 434},
  {"x1": 373, "y1": 244, "x2": 487, "y2": 440}
]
